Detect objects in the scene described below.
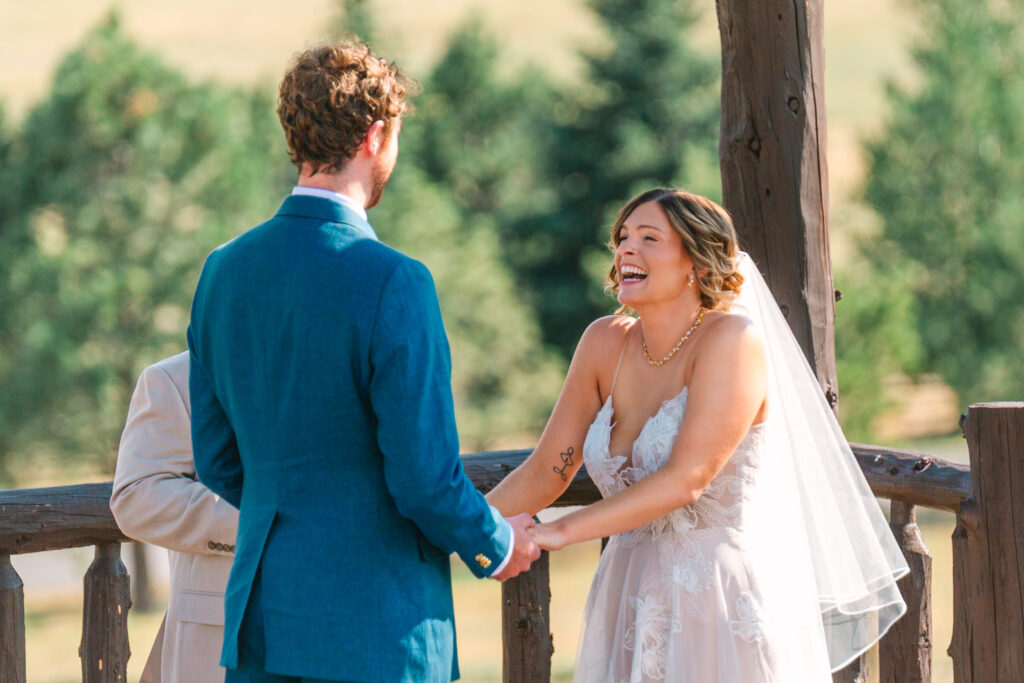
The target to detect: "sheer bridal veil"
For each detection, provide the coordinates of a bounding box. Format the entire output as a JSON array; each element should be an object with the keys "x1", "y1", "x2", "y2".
[{"x1": 734, "y1": 252, "x2": 908, "y2": 671}]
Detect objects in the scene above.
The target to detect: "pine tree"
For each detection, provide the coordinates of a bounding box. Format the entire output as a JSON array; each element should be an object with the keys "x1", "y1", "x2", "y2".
[
  {"x1": 371, "y1": 167, "x2": 565, "y2": 449},
  {"x1": 523, "y1": 0, "x2": 720, "y2": 356},
  {"x1": 0, "y1": 15, "x2": 290, "y2": 475},
  {"x1": 330, "y1": 0, "x2": 379, "y2": 46},
  {"x1": 863, "y1": 0, "x2": 1024, "y2": 405}
]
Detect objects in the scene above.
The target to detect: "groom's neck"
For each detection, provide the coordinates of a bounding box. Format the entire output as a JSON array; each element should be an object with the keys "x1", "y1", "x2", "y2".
[{"x1": 297, "y1": 161, "x2": 371, "y2": 209}]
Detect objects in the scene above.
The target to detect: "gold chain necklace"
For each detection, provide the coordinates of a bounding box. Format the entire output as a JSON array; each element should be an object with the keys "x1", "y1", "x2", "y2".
[{"x1": 641, "y1": 308, "x2": 706, "y2": 367}]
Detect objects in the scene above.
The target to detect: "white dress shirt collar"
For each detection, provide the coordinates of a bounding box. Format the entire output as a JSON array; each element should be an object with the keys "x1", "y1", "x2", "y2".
[{"x1": 291, "y1": 186, "x2": 368, "y2": 221}]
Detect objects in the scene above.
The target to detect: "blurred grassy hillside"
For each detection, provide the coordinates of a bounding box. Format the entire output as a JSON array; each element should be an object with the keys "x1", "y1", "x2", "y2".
[{"x1": 2, "y1": 0, "x2": 916, "y2": 218}]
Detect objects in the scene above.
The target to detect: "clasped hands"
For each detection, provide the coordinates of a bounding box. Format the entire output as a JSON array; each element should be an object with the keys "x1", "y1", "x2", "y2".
[{"x1": 490, "y1": 513, "x2": 566, "y2": 582}]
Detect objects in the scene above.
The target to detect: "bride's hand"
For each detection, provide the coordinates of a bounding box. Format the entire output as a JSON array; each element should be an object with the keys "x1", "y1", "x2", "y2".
[{"x1": 527, "y1": 522, "x2": 567, "y2": 551}]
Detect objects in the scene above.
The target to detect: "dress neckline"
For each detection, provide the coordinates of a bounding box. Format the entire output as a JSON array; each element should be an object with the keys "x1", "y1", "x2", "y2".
[
  {"x1": 602, "y1": 386, "x2": 689, "y2": 461},
  {"x1": 598, "y1": 386, "x2": 767, "y2": 463}
]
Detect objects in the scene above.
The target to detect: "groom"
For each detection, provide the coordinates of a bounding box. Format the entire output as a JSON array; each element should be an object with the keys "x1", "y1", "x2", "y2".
[{"x1": 188, "y1": 42, "x2": 540, "y2": 682}]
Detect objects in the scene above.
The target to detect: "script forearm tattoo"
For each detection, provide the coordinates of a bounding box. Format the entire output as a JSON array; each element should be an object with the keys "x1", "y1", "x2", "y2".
[{"x1": 553, "y1": 446, "x2": 576, "y2": 482}]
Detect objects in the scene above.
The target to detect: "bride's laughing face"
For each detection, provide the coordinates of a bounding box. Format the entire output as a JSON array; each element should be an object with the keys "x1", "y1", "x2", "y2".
[{"x1": 614, "y1": 201, "x2": 693, "y2": 310}]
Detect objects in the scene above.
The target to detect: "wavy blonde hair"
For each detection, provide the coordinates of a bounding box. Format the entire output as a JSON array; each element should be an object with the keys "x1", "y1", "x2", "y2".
[{"x1": 607, "y1": 188, "x2": 743, "y2": 312}]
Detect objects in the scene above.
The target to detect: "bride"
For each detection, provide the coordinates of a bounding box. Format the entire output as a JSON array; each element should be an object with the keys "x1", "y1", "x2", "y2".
[{"x1": 486, "y1": 188, "x2": 908, "y2": 682}]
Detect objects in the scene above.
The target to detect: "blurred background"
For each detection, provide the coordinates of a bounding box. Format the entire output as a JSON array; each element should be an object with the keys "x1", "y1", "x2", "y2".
[{"x1": 2, "y1": 0, "x2": 1021, "y2": 680}]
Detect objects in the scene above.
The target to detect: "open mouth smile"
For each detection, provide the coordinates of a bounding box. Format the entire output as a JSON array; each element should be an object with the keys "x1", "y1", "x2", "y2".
[{"x1": 620, "y1": 264, "x2": 648, "y2": 285}]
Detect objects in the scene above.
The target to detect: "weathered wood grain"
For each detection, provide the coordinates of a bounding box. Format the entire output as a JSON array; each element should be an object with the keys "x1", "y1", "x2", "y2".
[
  {"x1": 0, "y1": 443, "x2": 969, "y2": 559},
  {"x1": 715, "y1": 0, "x2": 837, "y2": 399},
  {"x1": 950, "y1": 403, "x2": 1024, "y2": 682},
  {"x1": 0, "y1": 554, "x2": 26, "y2": 683},
  {"x1": 502, "y1": 549, "x2": 552, "y2": 683},
  {"x1": 880, "y1": 500, "x2": 932, "y2": 683},
  {"x1": 851, "y1": 444, "x2": 970, "y2": 513},
  {"x1": 79, "y1": 543, "x2": 131, "y2": 683},
  {"x1": 461, "y1": 446, "x2": 970, "y2": 512},
  {"x1": 0, "y1": 483, "x2": 129, "y2": 555},
  {"x1": 833, "y1": 658, "x2": 868, "y2": 683},
  {"x1": 461, "y1": 450, "x2": 600, "y2": 507}
]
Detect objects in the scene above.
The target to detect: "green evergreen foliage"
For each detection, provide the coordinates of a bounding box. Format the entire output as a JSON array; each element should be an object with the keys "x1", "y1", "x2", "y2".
[
  {"x1": 834, "y1": 264, "x2": 924, "y2": 441},
  {"x1": 330, "y1": 0, "x2": 379, "y2": 46},
  {"x1": 405, "y1": 20, "x2": 558, "y2": 226},
  {"x1": 372, "y1": 166, "x2": 565, "y2": 450},
  {"x1": 863, "y1": 0, "x2": 1024, "y2": 406},
  {"x1": 0, "y1": 15, "x2": 290, "y2": 474},
  {"x1": 525, "y1": 0, "x2": 720, "y2": 355},
  {"x1": 374, "y1": 19, "x2": 569, "y2": 445},
  {"x1": 0, "y1": 12, "x2": 567, "y2": 477}
]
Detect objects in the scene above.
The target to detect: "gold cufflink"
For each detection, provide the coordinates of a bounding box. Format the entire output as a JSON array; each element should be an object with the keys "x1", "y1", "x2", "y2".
[{"x1": 475, "y1": 553, "x2": 491, "y2": 569}]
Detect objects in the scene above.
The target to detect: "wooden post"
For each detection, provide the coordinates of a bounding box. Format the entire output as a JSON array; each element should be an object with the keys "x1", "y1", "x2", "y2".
[
  {"x1": 80, "y1": 543, "x2": 131, "y2": 682},
  {"x1": 716, "y1": 1, "x2": 858, "y2": 677},
  {"x1": 502, "y1": 550, "x2": 553, "y2": 683},
  {"x1": 715, "y1": 0, "x2": 838, "y2": 401},
  {"x1": 880, "y1": 500, "x2": 932, "y2": 683},
  {"x1": 950, "y1": 403, "x2": 1024, "y2": 682},
  {"x1": 832, "y1": 658, "x2": 868, "y2": 683},
  {"x1": 0, "y1": 554, "x2": 26, "y2": 683}
]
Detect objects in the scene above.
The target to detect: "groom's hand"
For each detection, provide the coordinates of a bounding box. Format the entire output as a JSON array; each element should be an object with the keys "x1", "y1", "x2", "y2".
[{"x1": 491, "y1": 513, "x2": 541, "y2": 581}]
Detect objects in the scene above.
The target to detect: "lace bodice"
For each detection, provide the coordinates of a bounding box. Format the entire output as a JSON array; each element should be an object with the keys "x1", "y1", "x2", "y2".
[{"x1": 582, "y1": 387, "x2": 765, "y2": 542}]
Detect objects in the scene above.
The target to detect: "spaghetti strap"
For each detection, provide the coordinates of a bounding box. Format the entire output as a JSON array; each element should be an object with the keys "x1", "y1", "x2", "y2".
[{"x1": 608, "y1": 323, "x2": 632, "y2": 400}]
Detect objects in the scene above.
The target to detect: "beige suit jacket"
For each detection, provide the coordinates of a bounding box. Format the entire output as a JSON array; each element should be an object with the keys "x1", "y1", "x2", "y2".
[{"x1": 111, "y1": 352, "x2": 239, "y2": 683}]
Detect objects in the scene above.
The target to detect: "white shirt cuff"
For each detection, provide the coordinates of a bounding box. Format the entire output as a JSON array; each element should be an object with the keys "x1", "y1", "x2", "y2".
[{"x1": 488, "y1": 507, "x2": 515, "y2": 577}]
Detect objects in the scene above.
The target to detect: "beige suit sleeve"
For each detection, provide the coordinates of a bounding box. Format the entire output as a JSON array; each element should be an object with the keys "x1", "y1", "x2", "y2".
[{"x1": 111, "y1": 361, "x2": 239, "y2": 556}]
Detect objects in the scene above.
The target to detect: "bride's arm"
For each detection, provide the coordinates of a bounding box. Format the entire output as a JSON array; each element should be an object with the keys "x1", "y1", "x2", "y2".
[
  {"x1": 529, "y1": 315, "x2": 767, "y2": 550},
  {"x1": 486, "y1": 317, "x2": 623, "y2": 517}
]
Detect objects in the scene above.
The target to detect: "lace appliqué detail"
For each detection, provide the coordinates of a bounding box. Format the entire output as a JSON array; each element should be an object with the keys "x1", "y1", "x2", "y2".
[
  {"x1": 729, "y1": 591, "x2": 767, "y2": 643},
  {"x1": 581, "y1": 387, "x2": 768, "y2": 680},
  {"x1": 620, "y1": 537, "x2": 715, "y2": 679},
  {"x1": 624, "y1": 592, "x2": 682, "y2": 680}
]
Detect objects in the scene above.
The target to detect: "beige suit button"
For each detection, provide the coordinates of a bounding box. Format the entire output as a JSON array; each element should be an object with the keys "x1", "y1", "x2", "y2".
[{"x1": 208, "y1": 541, "x2": 216, "y2": 550}]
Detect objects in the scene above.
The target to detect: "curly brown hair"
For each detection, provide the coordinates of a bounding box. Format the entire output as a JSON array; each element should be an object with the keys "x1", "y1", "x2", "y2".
[
  {"x1": 607, "y1": 188, "x2": 744, "y2": 311},
  {"x1": 277, "y1": 42, "x2": 412, "y2": 174}
]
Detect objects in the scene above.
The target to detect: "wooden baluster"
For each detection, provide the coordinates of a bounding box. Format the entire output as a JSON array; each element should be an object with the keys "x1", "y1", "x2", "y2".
[
  {"x1": 0, "y1": 554, "x2": 26, "y2": 683},
  {"x1": 502, "y1": 549, "x2": 553, "y2": 683},
  {"x1": 950, "y1": 403, "x2": 1024, "y2": 682},
  {"x1": 880, "y1": 500, "x2": 932, "y2": 682},
  {"x1": 833, "y1": 656, "x2": 868, "y2": 683},
  {"x1": 79, "y1": 543, "x2": 131, "y2": 682}
]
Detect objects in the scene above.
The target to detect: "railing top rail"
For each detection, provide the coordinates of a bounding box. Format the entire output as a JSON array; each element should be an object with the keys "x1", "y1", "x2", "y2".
[
  {"x1": 460, "y1": 442, "x2": 970, "y2": 512},
  {"x1": 0, "y1": 482, "x2": 128, "y2": 555},
  {"x1": 0, "y1": 441, "x2": 970, "y2": 555},
  {"x1": 849, "y1": 442, "x2": 969, "y2": 512}
]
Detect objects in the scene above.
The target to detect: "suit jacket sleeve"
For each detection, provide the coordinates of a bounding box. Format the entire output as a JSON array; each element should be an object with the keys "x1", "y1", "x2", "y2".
[
  {"x1": 110, "y1": 361, "x2": 240, "y2": 555},
  {"x1": 188, "y1": 325, "x2": 244, "y2": 509},
  {"x1": 370, "y1": 259, "x2": 512, "y2": 578}
]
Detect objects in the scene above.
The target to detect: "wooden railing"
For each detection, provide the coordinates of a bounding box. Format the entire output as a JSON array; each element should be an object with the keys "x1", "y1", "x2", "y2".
[
  {"x1": 0, "y1": 483, "x2": 131, "y2": 682},
  {"x1": 1, "y1": 402, "x2": 1021, "y2": 682}
]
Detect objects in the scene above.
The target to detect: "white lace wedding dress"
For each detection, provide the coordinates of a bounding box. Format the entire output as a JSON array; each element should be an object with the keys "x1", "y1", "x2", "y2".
[{"x1": 574, "y1": 387, "x2": 834, "y2": 682}]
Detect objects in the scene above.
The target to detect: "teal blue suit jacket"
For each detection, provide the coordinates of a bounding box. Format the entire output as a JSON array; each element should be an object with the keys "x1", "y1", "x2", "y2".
[{"x1": 187, "y1": 195, "x2": 511, "y2": 681}]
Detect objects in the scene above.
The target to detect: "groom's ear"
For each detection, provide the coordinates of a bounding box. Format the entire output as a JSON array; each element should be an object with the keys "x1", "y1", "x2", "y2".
[{"x1": 360, "y1": 120, "x2": 387, "y2": 157}]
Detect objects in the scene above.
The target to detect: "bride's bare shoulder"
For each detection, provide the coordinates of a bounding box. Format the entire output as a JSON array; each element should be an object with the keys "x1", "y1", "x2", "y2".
[
  {"x1": 696, "y1": 310, "x2": 764, "y2": 358},
  {"x1": 575, "y1": 315, "x2": 637, "y2": 362}
]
